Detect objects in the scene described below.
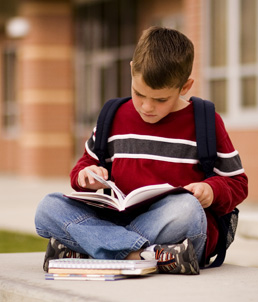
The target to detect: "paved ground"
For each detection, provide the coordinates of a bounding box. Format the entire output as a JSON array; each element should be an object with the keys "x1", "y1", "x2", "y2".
[
  {"x1": 1, "y1": 252, "x2": 258, "y2": 302},
  {"x1": 0, "y1": 174, "x2": 71, "y2": 234}
]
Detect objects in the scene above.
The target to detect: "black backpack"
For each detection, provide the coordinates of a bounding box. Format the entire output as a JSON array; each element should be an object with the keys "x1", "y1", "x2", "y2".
[{"x1": 93, "y1": 96, "x2": 238, "y2": 268}]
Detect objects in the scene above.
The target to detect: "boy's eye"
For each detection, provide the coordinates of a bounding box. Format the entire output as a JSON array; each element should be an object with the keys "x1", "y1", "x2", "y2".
[
  {"x1": 135, "y1": 91, "x2": 143, "y2": 97},
  {"x1": 156, "y1": 98, "x2": 168, "y2": 103}
]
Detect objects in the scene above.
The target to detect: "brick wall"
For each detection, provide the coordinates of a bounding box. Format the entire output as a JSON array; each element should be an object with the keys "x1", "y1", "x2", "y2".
[
  {"x1": 228, "y1": 130, "x2": 258, "y2": 203},
  {"x1": 17, "y1": 0, "x2": 74, "y2": 176},
  {"x1": 183, "y1": 0, "x2": 203, "y2": 98}
]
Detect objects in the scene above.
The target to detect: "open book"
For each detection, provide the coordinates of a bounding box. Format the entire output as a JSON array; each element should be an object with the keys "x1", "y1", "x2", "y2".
[
  {"x1": 65, "y1": 169, "x2": 189, "y2": 211},
  {"x1": 65, "y1": 169, "x2": 191, "y2": 212}
]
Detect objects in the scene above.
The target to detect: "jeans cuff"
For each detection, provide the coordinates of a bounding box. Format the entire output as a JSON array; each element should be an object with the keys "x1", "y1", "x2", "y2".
[{"x1": 115, "y1": 237, "x2": 150, "y2": 260}]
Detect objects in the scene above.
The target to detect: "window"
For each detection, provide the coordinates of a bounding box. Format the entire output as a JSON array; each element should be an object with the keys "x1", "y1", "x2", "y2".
[
  {"x1": 1, "y1": 46, "x2": 19, "y2": 136},
  {"x1": 74, "y1": 0, "x2": 137, "y2": 153},
  {"x1": 240, "y1": 0, "x2": 256, "y2": 64},
  {"x1": 210, "y1": 0, "x2": 227, "y2": 67},
  {"x1": 210, "y1": 79, "x2": 227, "y2": 113},
  {"x1": 205, "y1": 0, "x2": 258, "y2": 127}
]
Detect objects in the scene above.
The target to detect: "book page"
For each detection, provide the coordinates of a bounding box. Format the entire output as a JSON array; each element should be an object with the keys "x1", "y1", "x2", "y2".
[
  {"x1": 123, "y1": 183, "x2": 175, "y2": 208},
  {"x1": 65, "y1": 192, "x2": 122, "y2": 210},
  {"x1": 49, "y1": 258, "x2": 157, "y2": 269},
  {"x1": 86, "y1": 168, "x2": 126, "y2": 201},
  {"x1": 67, "y1": 170, "x2": 191, "y2": 212}
]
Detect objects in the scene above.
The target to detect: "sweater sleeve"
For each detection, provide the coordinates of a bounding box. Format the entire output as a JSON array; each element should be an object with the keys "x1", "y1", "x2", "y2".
[
  {"x1": 204, "y1": 173, "x2": 248, "y2": 216},
  {"x1": 203, "y1": 113, "x2": 248, "y2": 216},
  {"x1": 70, "y1": 129, "x2": 100, "y2": 191}
]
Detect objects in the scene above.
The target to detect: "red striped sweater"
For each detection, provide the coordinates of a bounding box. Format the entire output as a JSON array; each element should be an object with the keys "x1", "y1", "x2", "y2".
[{"x1": 70, "y1": 100, "x2": 248, "y2": 260}]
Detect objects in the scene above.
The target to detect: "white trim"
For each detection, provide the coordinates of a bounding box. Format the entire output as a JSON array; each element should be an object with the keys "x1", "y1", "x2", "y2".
[
  {"x1": 214, "y1": 167, "x2": 245, "y2": 177},
  {"x1": 85, "y1": 141, "x2": 98, "y2": 160},
  {"x1": 92, "y1": 127, "x2": 96, "y2": 141},
  {"x1": 217, "y1": 150, "x2": 239, "y2": 158},
  {"x1": 110, "y1": 153, "x2": 199, "y2": 164},
  {"x1": 108, "y1": 134, "x2": 197, "y2": 146}
]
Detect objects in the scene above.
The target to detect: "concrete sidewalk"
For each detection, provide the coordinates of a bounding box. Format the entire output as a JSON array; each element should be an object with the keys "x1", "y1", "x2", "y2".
[
  {"x1": 0, "y1": 252, "x2": 258, "y2": 302},
  {"x1": 0, "y1": 174, "x2": 71, "y2": 234}
]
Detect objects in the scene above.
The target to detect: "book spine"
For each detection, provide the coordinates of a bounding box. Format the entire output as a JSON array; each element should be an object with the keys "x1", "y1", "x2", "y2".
[
  {"x1": 45, "y1": 273, "x2": 126, "y2": 281},
  {"x1": 49, "y1": 260, "x2": 137, "y2": 270}
]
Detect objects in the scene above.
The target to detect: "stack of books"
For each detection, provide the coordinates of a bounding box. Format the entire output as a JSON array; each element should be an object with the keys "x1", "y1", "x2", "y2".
[{"x1": 45, "y1": 258, "x2": 157, "y2": 281}]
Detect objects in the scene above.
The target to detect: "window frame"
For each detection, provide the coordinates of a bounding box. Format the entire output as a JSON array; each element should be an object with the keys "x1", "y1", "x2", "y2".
[
  {"x1": 1, "y1": 45, "x2": 19, "y2": 137},
  {"x1": 74, "y1": 0, "x2": 137, "y2": 154},
  {"x1": 204, "y1": 0, "x2": 258, "y2": 128}
]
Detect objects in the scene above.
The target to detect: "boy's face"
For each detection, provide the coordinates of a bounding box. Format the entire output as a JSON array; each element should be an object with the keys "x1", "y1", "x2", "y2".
[{"x1": 131, "y1": 73, "x2": 193, "y2": 124}]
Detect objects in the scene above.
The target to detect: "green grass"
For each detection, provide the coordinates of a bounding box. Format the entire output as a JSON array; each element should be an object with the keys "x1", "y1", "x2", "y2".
[{"x1": 0, "y1": 230, "x2": 48, "y2": 253}]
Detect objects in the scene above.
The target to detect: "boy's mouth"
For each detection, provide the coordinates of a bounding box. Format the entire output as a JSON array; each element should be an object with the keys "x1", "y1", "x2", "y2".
[{"x1": 142, "y1": 112, "x2": 156, "y2": 117}]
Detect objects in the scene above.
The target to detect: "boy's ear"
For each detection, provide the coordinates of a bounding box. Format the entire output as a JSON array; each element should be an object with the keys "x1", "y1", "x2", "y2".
[
  {"x1": 130, "y1": 61, "x2": 133, "y2": 75},
  {"x1": 180, "y1": 78, "x2": 194, "y2": 95}
]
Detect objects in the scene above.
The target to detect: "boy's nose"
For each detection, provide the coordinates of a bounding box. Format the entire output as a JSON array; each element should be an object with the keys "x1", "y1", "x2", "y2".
[{"x1": 142, "y1": 99, "x2": 154, "y2": 112}]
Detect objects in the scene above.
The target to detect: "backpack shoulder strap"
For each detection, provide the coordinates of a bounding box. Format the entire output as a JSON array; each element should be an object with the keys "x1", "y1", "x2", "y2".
[
  {"x1": 93, "y1": 96, "x2": 131, "y2": 168},
  {"x1": 191, "y1": 96, "x2": 217, "y2": 178},
  {"x1": 191, "y1": 96, "x2": 230, "y2": 268}
]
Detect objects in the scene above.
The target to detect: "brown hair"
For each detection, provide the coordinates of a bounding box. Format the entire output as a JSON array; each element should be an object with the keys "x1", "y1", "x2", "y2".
[{"x1": 132, "y1": 26, "x2": 194, "y2": 89}]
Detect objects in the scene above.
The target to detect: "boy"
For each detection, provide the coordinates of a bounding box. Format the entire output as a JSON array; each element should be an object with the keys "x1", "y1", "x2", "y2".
[{"x1": 35, "y1": 26, "x2": 248, "y2": 275}]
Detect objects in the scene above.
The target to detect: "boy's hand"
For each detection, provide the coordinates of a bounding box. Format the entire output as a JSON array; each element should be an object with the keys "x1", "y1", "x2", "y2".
[
  {"x1": 184, "y1": 182, "x2": 214, "y2": 208},
  {"x1": 78, "y1": 165, "x2": 109, "y2": 190}
]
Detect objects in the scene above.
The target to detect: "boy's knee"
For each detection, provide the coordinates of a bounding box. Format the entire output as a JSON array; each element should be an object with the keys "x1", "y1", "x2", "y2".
[
  {"x1": 168, "y1": 193, "x2": 207, "y2": 235},
  {"x1": 166, "y1": 193, "x2": 202, "y2": 217},
  {"x1": 37, "y1": 192, "x2": 62, "y2": 210},
  {"x1": 181, "y1": 194, "x2": 203, "y2": 217},
  {"x1": 35, "y1": 192, "x2": 63, "y2": 224},
  {"x1": 35, "y1": 192, "x2": 68, "y2": 238},
  {"x1": 182, "y1": 194, "x2": 207, "y2": 236},
  {"x1": 183, "y1": 194, "x2": 206, "y2": 223},
  {"x1": 156, "y1": 193, "x2": 206, "y2": 230}
]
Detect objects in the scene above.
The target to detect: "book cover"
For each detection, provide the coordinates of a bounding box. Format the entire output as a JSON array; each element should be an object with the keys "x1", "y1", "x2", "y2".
[
  {"x1": 45, "y1": 273, "x2": 127, "y2": 281},
  {"x1": 48, "y1": 259, "x2": 157, "y2": 276}
]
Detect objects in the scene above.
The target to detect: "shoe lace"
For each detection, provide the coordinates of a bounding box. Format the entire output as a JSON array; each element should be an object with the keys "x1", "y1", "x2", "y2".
[{"x1": 156, "y1": 248, "x2": 176, "y2": 263}]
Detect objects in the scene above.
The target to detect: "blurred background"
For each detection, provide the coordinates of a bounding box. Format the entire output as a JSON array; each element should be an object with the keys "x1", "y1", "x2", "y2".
[{"x1": 0, "y1": 0, "x2": 257, "y2": 203}]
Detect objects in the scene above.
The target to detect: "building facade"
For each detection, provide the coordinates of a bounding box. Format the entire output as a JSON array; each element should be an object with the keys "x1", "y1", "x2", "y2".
[{"x1": 0, "y1": 0, "x2": 257, "y2": 202}]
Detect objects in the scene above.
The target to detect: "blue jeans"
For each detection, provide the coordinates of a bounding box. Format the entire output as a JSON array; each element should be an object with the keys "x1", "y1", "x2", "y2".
[{"x1": 35, "y1": 192, "x2": 207, "y2": 263}]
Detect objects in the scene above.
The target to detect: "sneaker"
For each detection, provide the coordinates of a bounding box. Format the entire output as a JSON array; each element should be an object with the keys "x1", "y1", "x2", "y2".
[
  {"x1": 43, "y1": 238, "x2": 89, "y2": 272},
  {"x1": 141, "y1": 238, "x2": 199, "y2": 275}
]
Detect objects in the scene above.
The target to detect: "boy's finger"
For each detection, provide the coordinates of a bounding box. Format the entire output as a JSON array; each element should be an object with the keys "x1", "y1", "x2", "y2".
[
  {"x1": 78, "y1": 170, "x2": 87, "y2": 187},
  {"x1": 91, "y1": 166, "x2": 104, "y2": 177},
  {"x1": 92, "y1": 166, "x2": 109, "y2": 180},
  {"x1": 87, "y1": 173, "x2": 96, "y2": 185},
  {"x1": 183, "y1": 184, "x2": 194, "y2": 192},
  {"x1": 100, "y1": 167, "x2": 109, "y2": 180},
  {"x1": 79, "y1": 176, "x2": 86, "y2": 187}
]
